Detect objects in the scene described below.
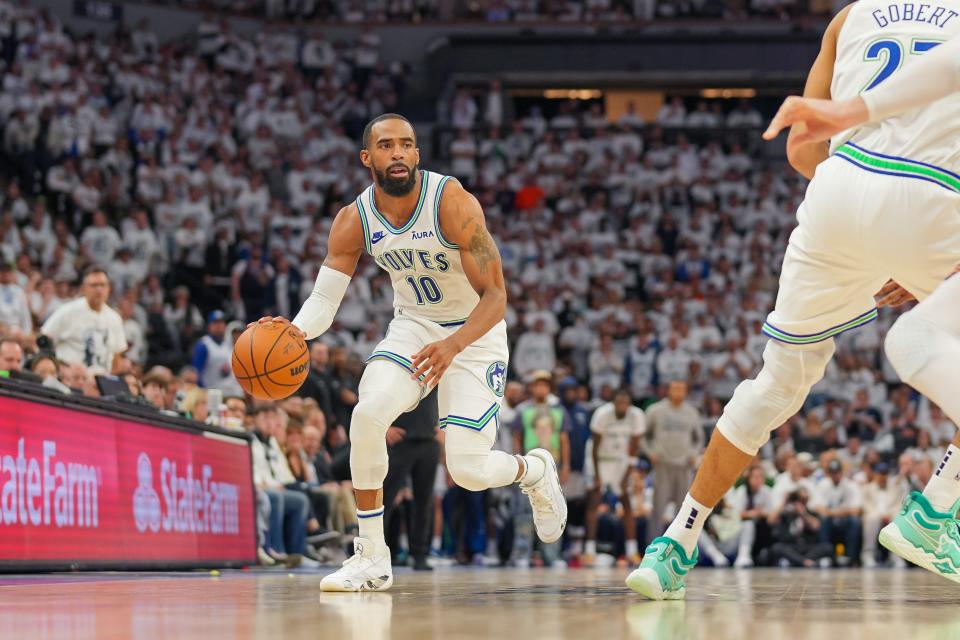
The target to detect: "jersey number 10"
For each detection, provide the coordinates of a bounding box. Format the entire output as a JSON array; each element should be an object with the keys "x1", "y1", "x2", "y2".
[
  {"x1": 406, "y1": 275, "x2": 444, "y2": 305},
  {"x1": 864, "y1": 38, "x2": 943, "y2": 91}
]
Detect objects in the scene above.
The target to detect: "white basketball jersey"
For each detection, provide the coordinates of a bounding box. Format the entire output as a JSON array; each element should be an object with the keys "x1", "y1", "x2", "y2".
[
  {"x1": 830, "y1": 0, "x2": 960, "y2": 168},
  {"x1": 356, "y1": 171, "x2": 479, "y2": 326}
]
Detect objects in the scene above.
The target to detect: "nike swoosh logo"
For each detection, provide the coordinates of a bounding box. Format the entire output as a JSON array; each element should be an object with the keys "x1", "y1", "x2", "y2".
[{"x1": 371, "y1": 232, "x2": 386, "y2": 245}]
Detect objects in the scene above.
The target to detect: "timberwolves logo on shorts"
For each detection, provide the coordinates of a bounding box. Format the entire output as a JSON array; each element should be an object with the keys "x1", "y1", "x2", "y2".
[{"x1": 486, "y1": 361, "x2": 507, "y2": 397}]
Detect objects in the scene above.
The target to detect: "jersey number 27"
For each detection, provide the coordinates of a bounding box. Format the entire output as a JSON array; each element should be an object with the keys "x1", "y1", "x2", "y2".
[{"x1": 863, "y1": 38, "x2": 943, "y2": 91}]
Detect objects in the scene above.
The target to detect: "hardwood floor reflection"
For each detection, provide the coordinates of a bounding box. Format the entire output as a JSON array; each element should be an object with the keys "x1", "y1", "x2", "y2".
[{"x1": 1, "y1": 567, "x2": 958, "y2": 639}]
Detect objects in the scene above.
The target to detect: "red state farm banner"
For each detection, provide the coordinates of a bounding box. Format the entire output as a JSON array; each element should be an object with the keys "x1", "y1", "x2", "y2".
[{"x1": 0, "y1": 394, "x2": 256, "y2": 568}]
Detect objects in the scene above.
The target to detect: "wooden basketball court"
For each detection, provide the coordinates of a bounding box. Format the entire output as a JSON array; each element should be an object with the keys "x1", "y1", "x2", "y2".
[{"x1": 1, "y1": 568, "x2": 956, "y2": 639}]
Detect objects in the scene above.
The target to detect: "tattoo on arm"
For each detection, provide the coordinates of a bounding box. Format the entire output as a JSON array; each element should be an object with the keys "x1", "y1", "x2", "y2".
[{"x1": 468, "y1": 223, "x2": 499, "y2": 274}]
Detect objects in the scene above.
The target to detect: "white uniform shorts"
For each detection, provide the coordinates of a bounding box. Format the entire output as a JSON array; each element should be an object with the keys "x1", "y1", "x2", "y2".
[
  {"x1": 366, "y1": 312, "x2": 509, "y2": 449},
  {"x1": 763, "y1": 153, "x2": 960, "y2": 346}
]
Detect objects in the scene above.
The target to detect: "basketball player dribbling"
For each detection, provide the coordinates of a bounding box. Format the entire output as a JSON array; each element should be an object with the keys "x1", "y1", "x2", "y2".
[
  {"x1": 628, "y1": 8, "x2": 960, "y2": 599},
  {"x1": 255, "y1": 114, "x2": 566, "y2": 591}
]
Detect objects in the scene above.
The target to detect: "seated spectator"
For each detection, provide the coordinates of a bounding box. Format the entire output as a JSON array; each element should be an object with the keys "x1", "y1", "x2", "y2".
[
  {"x1": 728, "y1": 464, "x2": 772, "y2": 567},
  {"x1": 860, "y1": 462, "x2": 906, "y2": 568},
  {"x1": 765, "y1": 488, "x2": 834, "y2": 567},
  {"x1": 142, "y1": 373, "x2": 169, "y2": 409},
  {"x1": 304, "y1": 411, "x2": 357, "y2": 536},
  {"x1": 0, "y1": 337, "x2": 23, "y2": 372},
  {"x1": 810, "y1": 459, "x2": 863, "y2": 566},
  {"x1": 250, "y1": 404, "x2": 316, "y2": 567},
  {"x1": 29, "y1": 353, "x2": 59, "y2": 380}
]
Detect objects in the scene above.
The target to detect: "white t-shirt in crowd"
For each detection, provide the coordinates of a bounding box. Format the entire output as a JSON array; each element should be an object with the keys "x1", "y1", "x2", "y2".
[
  {"x1": 810, "y1": 477, "x2": 863, "y2": 514},
  {"x1": 590, "y1": 402, "x2": 646, "y2": 462},
  {"x1": 41, "y1": 297, "x2": 128, "y2": 374}
]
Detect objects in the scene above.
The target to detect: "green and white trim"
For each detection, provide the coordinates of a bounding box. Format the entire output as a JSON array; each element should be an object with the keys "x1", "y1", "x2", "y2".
[
  {"x1": 440, "y1": 403, "x2": 500, "y2": 432},
  {"x1": 433, "y1": 174, "x2": 459, "y2": 249},
  {"x1": 355, "y1": 196, "x2": 373, "y2": 254},
  {"x1": 834, "y1": 143, "x2": 960, "y2": 194},
  {"x1": 762, "y1": 308, "x2": 878, "y2": 345},
  {"x1": 366, "y1": 171, "x2": 430, "y2": 233},
  {"x1": 366, "y1": 350, "x2": 425, "y2": 382}
]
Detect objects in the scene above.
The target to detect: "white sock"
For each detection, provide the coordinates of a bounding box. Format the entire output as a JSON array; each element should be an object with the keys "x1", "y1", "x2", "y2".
[
  {"x1": 431, "y1": 535, "x2": 441, "y2": 550},
  {"x1": 663, "y1": 493, "x2": 712, "y2": 557},
  {"x1": 584, "y1": 540, "x2": 597, "y2": 556},
  {"x1": 357, "y1": 507, "x2": 387, "y2": 553},
  {"x1": 923, "y1": 445, "x2": 960, "y2": 512},
  {"x1": 625, "y1": 539, "x2": 639, "y2": 557},
  {"x1": 519, "y1": 454, "x2": 546, "y2": 485}
]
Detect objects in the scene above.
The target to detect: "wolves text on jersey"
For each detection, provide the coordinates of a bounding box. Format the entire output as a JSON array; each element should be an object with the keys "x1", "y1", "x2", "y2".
[{"x1": 375, "y1": 249, "x2": 450, "y2": 273}]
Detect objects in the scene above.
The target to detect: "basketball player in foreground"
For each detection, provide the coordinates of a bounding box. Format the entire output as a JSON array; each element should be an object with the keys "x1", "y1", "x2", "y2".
[
  {"x1": 259, "y1": 114, "x2": 565, "y2": 591},
  {"x1": 763, "y1": 31, "x2": 960, "y2": 575},
  {"x1": 628, "y1": 6, "x2": 960, "y2": 599}
]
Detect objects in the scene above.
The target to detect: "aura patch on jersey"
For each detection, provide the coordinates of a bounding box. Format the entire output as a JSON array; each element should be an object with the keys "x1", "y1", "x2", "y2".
[
  {"x1": 375, "y1": 249, "x2": 450, "y2": 273},
  {"x1": 486, "y1": 361, "x2": 507, "y2": 397}
]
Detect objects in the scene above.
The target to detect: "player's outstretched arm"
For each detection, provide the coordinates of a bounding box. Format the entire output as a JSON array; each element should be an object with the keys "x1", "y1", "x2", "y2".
[
  {"x1": 410, "y1": 180, "x2": 507, "y2": 388},
  {"x1": 766, "y1": 35, "x2": 960, "y2": 144},
  {"x1": 764, "y1": 96, "x2": 868, "y2": 145},
  {"x1": 251, "y1": 204, "x2": 363, "y2": 340}
]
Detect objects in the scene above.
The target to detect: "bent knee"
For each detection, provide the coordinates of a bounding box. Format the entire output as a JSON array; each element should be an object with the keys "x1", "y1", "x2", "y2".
[
  {"x1": 446, "y1": 453, "x2": 490, "y2": 492},
  {"x1": 884, "y1": 313, "x2": 930, "y2": 381}
]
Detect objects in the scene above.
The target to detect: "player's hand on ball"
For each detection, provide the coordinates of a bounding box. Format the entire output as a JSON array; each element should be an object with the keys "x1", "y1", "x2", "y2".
[
  {"x1": 246, "y1": 316, "x2": 306, "y2": 340},
  {"x1": 875, "y1": 279, "x2": 916, "y2": 307},
  {"x1": 248, "y1": 316, "x2": 285, "y2": 328},
  {"x1": 411, "y1": 337, "x2": 462, "y2": 389}
]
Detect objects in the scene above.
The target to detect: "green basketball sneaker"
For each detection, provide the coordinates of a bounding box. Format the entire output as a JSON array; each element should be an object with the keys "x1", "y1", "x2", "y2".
[
  {"x1": 625, "y1": 536, "x2": 698, "y2": 600},
  {"x1": 878, "y1": 491, "x2": 960, "y2": 583}
]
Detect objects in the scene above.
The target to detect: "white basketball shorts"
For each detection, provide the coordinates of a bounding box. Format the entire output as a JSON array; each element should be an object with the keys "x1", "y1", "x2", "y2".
[
  {"x1": 366, "y1": 311, "x2": 509, "y2": 448},
  {"x1": 763, "y1": 149, "x2": 960, "y2": 346}
]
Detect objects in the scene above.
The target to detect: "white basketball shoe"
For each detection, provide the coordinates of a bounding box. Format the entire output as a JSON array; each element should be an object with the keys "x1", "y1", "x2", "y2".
[
  {"x1": 320, "y1": 538, "x2": 394, "y2": 592},
  {"x1": 521, "y1": 448, "x2": 567, "y2": 544}
]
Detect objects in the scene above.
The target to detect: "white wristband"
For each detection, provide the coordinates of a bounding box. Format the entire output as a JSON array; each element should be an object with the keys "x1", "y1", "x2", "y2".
[{"x1": 291, "y1": 266, "x2": 351, "y2": 340}]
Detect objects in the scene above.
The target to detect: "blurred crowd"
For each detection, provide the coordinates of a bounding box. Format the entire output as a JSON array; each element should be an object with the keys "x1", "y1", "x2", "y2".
[
  {"x1": 143, "y1": 0, "x2": 832, "y2": 22},
  {"x1": 0, "y1": 4, "x2": 952, "y2": 569}
]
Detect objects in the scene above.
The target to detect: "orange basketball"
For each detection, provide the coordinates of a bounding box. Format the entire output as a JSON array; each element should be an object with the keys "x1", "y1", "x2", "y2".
[{"x1": 231, "y1": 320, "x2": 309, "y2": 401}]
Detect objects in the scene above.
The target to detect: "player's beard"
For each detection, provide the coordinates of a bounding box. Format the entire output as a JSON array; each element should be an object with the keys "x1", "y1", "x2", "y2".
[{"x1": 373, "y1": 161, "x2": 419, "y2": 197}]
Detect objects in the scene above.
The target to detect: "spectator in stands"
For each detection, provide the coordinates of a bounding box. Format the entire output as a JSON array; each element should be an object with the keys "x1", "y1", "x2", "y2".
[
  {"x1": 810, "y1": 458, "x2": 863, "y2": 566},
  {"x1": 0, "y1": 337, "x2": 23, "y2": 372},
  {"x1": 303, "y1": 409, "x2": 357, "y2": 536},
  {"x1": 0, "y1": 263, "x2": 30, "y2": 335},
  {"x1": 299, "y1": 341, "x2": 336, "y2": 424},
  {"x1": 860, "y1": 462, "x2": 905, "y2": 568},
  {"x1": 142, "y1": 373, "x2": 168, "y2": 410},
  {"x1": 328, "y1": 346, "x2": 359, "y2": 432},
  {"x1": 513, "y1": 318, "x2": 556, "y2": 379},
  {"x1": 250, "y1": 404, "x2": 315, "y2": 567},
  {"x1": 192, "y1": 310, "x2": 243, "y2": 397},
  {"x1": 27, "y1": 351, "x2": 58, "y2": 378},
  {"x1": 645, "y1": 380, "x2": 703, "y2": 541},
  {"x1": 728, "y1": 464, "x2": 772, "y2": 567},
  {"x1": 284, "y1": 421, "x2": 334, "y2": 541},
  {"x1": 511, "y1": 370, "x2": 571, "y2": 567},
  {"x1": 40, "y1": 266, "x2": 127, "y2": 375},
  {"x1": 558, "y1": 376, "x2": 591, "y2": 559},
  {"x1": 222, "y1": 395, "x2": 249, "y2": 431},
  {"x1": 585, "y1": 389, "x2": 646, "y2": 563},
  {"x1": 767, "y1": 488, "x2": 833, "y2": 567}
]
